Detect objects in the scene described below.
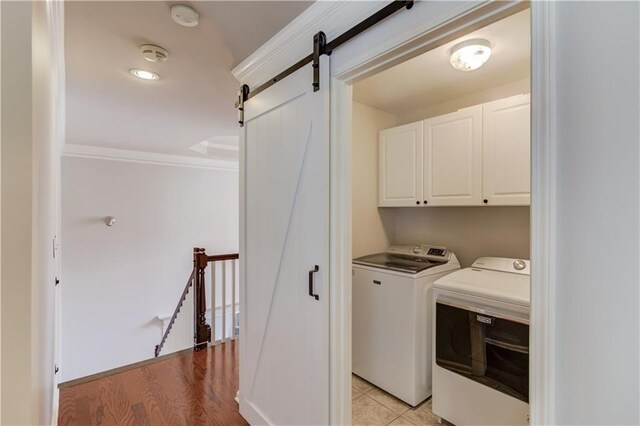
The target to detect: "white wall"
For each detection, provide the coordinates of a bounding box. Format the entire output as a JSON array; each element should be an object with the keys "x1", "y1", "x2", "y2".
[
  {"x1": 61, "y1": 157, "x2": 238, "y2": 381},
  {"x1": 1, "y1": 2, "x2": 61, "y2": 424},
  {"x1": 552, "y1": 2, "x2": 639, "y2": 424},
  {"x1": 352, "y1": 102, "x2": 396, "y2": 258}
]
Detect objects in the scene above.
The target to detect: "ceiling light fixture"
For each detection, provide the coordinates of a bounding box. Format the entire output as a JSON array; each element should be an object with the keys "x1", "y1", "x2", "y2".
[
  {"x1": 171, "y1": 5, "x2": 199, "y2": 27},
  {"x1": 129, "y1": 69, "x2": 160, "y2": 81},
  {"x1": 449, "y1": 39, "x2": 492, "y2": 72}
]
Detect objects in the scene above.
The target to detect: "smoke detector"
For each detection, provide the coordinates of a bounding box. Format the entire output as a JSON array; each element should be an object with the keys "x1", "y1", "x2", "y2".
[
  {"x1": 139, "y1": 44, "x2": 168, "y2": 63},
  {"x1": 171, "y1": 5, "x2": 199, "y2": 27}
]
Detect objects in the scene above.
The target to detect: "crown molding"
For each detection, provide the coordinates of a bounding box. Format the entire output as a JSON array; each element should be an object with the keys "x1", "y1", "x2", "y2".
[
  {"x1": 62, "y1": 144, "x2": 239, "y2": 171},
  {"x1": 231, "y1": 1, "x2": 386, "y2": 89}
]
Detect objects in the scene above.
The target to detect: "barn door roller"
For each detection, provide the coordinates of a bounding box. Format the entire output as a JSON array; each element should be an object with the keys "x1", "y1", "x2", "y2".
[
  {"x1": 312, "y1": 31, "x2": 327, "y2": 93},
  {"x1": 237, "y1": 0, "x2": 414, "y2": 126}
]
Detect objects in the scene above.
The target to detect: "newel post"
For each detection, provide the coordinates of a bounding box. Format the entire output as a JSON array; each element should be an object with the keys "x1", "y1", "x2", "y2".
[{"x1": 193, "y1": 247, "x2": 211, "y2": 350}]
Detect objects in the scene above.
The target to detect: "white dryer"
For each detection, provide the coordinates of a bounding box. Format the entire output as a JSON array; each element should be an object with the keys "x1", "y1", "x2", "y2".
[
  {"x1": 432, "y1": 257, "x2": 531, "y2": 426},
  {"x1": 352, "y1": 245, "x2": 460, "y2": 406}
]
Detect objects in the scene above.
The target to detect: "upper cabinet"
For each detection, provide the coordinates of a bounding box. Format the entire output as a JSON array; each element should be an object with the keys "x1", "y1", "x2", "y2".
[
  {"x1": 378, "y1": 121, "x2": 423, "y2": 207},
  {"x1": 423, "y1": 105, "x2": 482, "y2": 206},
  {"x1": 482, "y1": 94, "x2": 531, "y2": 205},
  {"x1": 378, "y1": 94, "x2": 530, "y2": 207}
]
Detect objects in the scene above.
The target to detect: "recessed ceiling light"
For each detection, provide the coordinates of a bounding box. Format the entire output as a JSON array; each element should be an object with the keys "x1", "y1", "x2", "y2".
[
  {"x1": 171, "y1": 5, "x2": 199, "y2": 27},
  {"x1": 129, "y1": 69, "x2": 160, "y2": 81},
  {"x1": 449, "y1": 39, "x2": 492, "y2": 72}
]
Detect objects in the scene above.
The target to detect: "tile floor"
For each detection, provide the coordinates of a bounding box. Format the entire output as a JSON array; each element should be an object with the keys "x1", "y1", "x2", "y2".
[{"x1": 352, "y1": 374, "x2": 452, "y2": 426}]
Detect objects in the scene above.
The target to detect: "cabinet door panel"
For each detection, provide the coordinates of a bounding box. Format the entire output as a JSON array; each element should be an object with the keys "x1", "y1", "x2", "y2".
[
  {"x1": 379, "y1": 122, "x2": 423, "y2": 207},
  {"x1": 482, "y1": 94, "x2": 531, "y2": 205},
  {"x1": 423, "y1": 106, "x2": 482, "y2": 206}
]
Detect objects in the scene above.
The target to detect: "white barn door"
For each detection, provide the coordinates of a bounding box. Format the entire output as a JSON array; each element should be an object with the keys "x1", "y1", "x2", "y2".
[{"x1": 240, "y1": 57, "x2": 330, "y2": 425}]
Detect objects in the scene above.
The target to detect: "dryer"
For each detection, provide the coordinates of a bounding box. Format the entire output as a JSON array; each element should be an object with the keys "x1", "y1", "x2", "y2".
[
  {"x1": 352, "y1": 245, "x2": 460, "y2": 406},
  {"x1": 432, "y1": 257, "x2": 531, "y2": 426}
]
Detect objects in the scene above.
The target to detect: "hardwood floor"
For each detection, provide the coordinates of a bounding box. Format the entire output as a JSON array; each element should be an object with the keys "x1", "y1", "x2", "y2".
[{"x1": 59, "y1": 341, "x2": 248, "y2": 425}]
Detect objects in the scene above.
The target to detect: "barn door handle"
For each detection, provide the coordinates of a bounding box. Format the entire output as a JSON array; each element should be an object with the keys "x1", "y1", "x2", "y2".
[{"x1": 309, "y1": 265, "x2": 320, "y2": 300}]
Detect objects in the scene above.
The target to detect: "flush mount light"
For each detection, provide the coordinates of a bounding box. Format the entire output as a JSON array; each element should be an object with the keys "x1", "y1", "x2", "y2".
[
  {"x1": 129, "y1": 69, "x2": 160, "y2": 81},
  {"x1": 449, "y1": 39, "x2": 492, "y2": 72},
  {"x1": 171, "y1": 4, "x2": 199, "y2": 27}
]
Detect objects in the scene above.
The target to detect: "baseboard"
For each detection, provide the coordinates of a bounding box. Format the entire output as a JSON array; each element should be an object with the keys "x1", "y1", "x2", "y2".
[{"x1": 58, "y1": 347, "x2": 193, "y2": 389}]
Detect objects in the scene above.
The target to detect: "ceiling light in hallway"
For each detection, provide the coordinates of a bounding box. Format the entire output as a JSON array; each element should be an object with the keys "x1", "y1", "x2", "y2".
[
  {"x1": 449, "y1": 39, "x2": 492, "y2": 71},
  {"x1": 129, "y1": 69, "x2": 160, "y2": 81}
]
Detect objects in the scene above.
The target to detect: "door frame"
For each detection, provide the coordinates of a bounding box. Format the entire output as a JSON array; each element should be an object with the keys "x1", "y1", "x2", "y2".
[{"x1": 328, "y1": 1, "x2": 556, "y2": 424}]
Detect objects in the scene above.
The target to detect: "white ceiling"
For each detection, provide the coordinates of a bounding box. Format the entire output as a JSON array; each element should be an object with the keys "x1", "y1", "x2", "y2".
[
  {"x1": 353, "y1": 9, "x2": 530, "y2": 115},
  {"x1": 65, "y1": 1, "x2": 312, "y2": 158}
]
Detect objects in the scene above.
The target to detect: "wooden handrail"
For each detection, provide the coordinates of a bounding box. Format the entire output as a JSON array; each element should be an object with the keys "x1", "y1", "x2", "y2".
[
  {"x1": 155, "y1": 269, "x2": 195, "y2": 357},
  {"x1": 192, "y1": 248, "x2": 239, "y2": 350},
  {"x1": 206, "y1": 253, "x2": 239, "y2": 262}
]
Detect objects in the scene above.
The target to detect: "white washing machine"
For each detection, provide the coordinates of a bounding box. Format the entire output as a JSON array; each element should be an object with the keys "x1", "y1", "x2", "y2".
[
  {"x1": 432, "y1": 257, "x2": 531, "y2": 426},
  {"x1": 352, "y1": 245, "x2": 460, "y2": 406}
]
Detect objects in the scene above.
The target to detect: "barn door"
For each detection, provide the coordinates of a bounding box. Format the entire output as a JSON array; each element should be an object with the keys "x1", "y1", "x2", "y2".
[{"x1": 239, "y1": 56, "x2": 330, "y2": 425}]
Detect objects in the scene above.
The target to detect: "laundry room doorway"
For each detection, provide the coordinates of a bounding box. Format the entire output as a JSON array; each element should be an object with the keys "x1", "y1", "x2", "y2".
[{"x1": 337, "y1": 3, "x2": 544, "y2": 425}]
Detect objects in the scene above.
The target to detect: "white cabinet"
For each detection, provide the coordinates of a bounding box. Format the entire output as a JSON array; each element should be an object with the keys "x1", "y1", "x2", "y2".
[
  {"x1": 423, "y1": 106, "x2": 483, "y2": 206},
  {"x1": 378, "y1": 95, "x2": 531, "y2": 207},
  {"x1": 378, "y1": 121, "x2": 423, "y2": 207},
  {"x1": 482, "y1": 94, "x2": 531, "y2": 205}
]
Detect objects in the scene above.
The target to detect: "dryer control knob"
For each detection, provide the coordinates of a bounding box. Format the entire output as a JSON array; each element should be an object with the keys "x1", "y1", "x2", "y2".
[
  {"x1": 412, "y1": 246, "x2": 421, "y2": 254},
  {"x1": 513, "y1": 260, "x2": 526, "y2": 270}
]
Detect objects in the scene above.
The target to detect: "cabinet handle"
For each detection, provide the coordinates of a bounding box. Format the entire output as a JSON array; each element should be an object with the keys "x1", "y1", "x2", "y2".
[
  {"x1": 483, "y1": 199, "x2": 488, "y2": 204},
  {"x1": 423, "y1": 200, "x2": 428, "y2": 205},
  {"x1": 308, "y1": 265, "x2": 319, "y2": 300},
  {"x1": 415, "y1": 201, "x2": 420, "y2": 205}
]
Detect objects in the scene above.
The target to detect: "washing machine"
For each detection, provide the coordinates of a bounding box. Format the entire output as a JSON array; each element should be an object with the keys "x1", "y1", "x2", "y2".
[
  {"x1": 432, "y1": 257, "x2": 531, "y2": 426},
  {"x1": 352, "y1": 244, "x2": 460, "y2": 406}
]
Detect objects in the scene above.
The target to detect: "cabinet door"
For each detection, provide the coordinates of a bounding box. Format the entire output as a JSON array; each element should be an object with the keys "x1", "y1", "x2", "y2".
[
  {"x1": 423, "y1": 106, "x2": 482, "y2": 206},
  {"x1": 379, "y1": 121, "x2": 423, "y2": 207},
  {"x1": 482, "y1": 94, "x2": 531, "y2": 205}
]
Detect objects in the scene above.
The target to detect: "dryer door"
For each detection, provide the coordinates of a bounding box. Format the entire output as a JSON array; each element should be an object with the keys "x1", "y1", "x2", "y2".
[{"x1": 435, "y1": 300, "x2": 529, "y2": 402}]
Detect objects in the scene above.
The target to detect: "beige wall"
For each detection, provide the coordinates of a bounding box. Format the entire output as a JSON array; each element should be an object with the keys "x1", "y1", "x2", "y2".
[
  {"x1": 1, "y1": 3, "x2": 33, "y2": 422},
  {"x1": 351, "y1": 102, "x2": 396, "y2": 258},
  {"x1": 396, "y1": 78, "x2": 530, "y2": 125},
  {"x1": 393, "y1": 207, "x2": 530, "y2": 267}
]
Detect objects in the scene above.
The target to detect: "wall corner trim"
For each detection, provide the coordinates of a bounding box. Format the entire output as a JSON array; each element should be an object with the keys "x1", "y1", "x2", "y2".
[{"x1": 62, "y1": 144, "x2": 239, "y2": 171}]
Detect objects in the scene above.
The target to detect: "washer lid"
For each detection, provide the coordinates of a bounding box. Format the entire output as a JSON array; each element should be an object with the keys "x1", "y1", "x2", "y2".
[
  {"x1": 353, "y1": 253, "x2": 446, "y2": 274},
  {"x1": 434, "y1": 266, "x2": 530, "y2": 306}
]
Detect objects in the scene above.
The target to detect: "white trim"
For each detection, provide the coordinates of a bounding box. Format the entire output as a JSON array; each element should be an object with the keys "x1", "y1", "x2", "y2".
[
  {"x1": 530, "y1": 2, "x2": 556, "y2": 424},
  {"x1": 231, "y1": 1, "x2": 384, "y2": 88},
  {"x1": 329, "y1": 77, "x2": 352, "y2": 426},
  {"x1": 49, "y1": 0, "x2": 65, "y2": 423},
  {"x1": 0, "y1": 2, "x2": 3, "y2": 423},
  {"x1": 62, "y1": 144, "x2": 239, "y2": 171}
]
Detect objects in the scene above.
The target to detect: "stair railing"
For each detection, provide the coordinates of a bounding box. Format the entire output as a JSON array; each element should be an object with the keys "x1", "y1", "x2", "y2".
[
  {"x1": 193, "y1": 248, "x2": 240, "y2": 348},
  {"x1": 155, "y1": 269, "x2": 195, "y2": 357},
  {"x1": 155, "y1": 248, "x2": 239, "y2": 357}
]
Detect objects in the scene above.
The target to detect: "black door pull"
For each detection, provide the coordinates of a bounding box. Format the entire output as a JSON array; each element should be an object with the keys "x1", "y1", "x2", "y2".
[{"x1": 309, "y1": 265, "x2": 319, "y2": 300}]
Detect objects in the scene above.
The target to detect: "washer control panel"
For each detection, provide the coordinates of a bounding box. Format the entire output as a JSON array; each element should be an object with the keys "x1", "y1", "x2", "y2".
[{"x1": 387, "y1": 244, "x2": 450, "y2": 262}]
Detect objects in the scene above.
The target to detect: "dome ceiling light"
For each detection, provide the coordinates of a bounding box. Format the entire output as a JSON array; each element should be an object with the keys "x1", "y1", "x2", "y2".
[{"x1": 449, "y1": 39, "x2": 492, "y2": 72}]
